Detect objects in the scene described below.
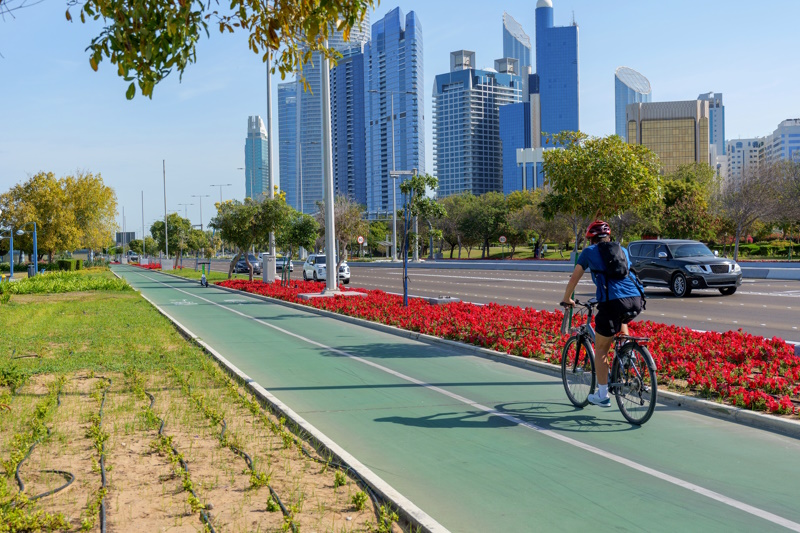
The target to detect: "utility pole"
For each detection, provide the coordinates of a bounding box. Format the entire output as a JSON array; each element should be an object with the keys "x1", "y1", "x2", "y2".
[{"x1": 163, "y1": 160, "x2": 168, "y2": 258}]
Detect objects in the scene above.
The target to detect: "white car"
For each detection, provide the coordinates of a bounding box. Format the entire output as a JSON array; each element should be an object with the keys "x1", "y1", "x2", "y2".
[{"x1": 302, "y1": 254, "x2": 350, "y2": 284}]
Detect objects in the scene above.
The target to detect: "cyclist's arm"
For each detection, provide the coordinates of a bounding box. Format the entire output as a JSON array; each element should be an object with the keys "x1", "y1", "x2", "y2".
[{"x1": 561, "y1": 264, "x2": 585, "y2": 306}]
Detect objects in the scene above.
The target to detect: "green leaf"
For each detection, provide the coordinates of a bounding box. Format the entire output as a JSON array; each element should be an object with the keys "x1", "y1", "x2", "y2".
[{"x1": 125, "y1": 82, "x2": 136, "y2": 100}]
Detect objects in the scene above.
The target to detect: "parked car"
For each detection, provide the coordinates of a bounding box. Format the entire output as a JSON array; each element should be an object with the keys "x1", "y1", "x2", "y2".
[
  {"x1": 302, "y1": 254, "x2": 350, "y2": 284},
  {"x1": 627, "y1": 239, "x2": 742, "y2": 297},
  {"x1": 234, "y1": 254, "x2": 262, "y2": 274},
  {"x1": 276, "y1": 256, "x2": 293, "y2": 272}
]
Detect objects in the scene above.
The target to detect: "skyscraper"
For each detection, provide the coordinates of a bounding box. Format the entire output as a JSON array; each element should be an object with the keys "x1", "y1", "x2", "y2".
[
  {"x1": 503, "y1": 12, "x2": 532, "y2": 101},
  {"x1": 286, "y1": 17, "x2": 370, "y2": 214},
  {"x1": 434, "y1": 51, "x2": 522, "y2": 198},
  {"x1": 499, "y1": 102, "x2": 536, "y2": 194},
  {"x1": 697, "y1": 92, "x2": 726, "y2": 156},
  {"x1": 726, "y1": 137, "x2": 765, "y2": 181},
  {"x1": 331, "y1": 45, "x2": 367, "y2": 206},
  {"x1": 244, "y1": 115, "x2": 269, "y2": 200},
  {"x1": 615, "y1": 67, "x2": 651, "y2": 140},
  {"x1": 364, "y1": 7, "x2": 424, "y2": 217},
  {"x1": 626, "y1": 100, "x2": 711, "y2": 175},
  {"x1": 534, "y1": 0, "x2": 579, "y2": 144},
  {"x1": 277, "y1": 83, "x2": 297, "y2": 210}
]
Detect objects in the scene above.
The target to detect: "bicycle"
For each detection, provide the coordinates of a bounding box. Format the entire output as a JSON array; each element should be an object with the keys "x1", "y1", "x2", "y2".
[{"x1": 559, "y1": 298, "x2": 658, "y2": 425}]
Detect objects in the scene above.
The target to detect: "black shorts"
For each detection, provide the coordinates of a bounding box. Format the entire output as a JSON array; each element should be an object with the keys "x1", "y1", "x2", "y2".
[{"x1": 595, "y1": 296, "x2": 643, "y2": 337}]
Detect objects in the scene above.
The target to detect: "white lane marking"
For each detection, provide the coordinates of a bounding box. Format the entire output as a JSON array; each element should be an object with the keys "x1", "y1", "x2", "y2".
[
  {"x1": 380, "y1": 270, "x2": 595, "y2": 287},
  {"x1": 135, "y1": 269, "x2": 800, "y2": 531}
]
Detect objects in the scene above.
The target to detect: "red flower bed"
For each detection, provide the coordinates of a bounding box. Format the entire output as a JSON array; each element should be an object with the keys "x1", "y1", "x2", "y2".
[
  {"x1": 135, "y1": 263, "x2": 162, "y2": 270},
  {"x1": 218, "y1": 279, "x2": 800, "y2": 417}
]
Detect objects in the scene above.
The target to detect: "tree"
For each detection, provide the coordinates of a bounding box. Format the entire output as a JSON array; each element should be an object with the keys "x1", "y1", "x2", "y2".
[
  {"x1": 64, "y1": 171, "x2": 118, "y2": 252},
  {"x1": 660, "y1": 164, "x2": 718, "y2": 240},
  {"x1": 150, "y1": 213, "x2": 192, "y2": 264},
  {"x1": 399, "y1": 173, "x2": 445, "y2": 305},
  {"x1": 0, "y1": 172, "x2": 82, "y2": 262},
  {"x1": 718, "y1": 163, "x2": 785, "y2": 260},
  {"x1": 367, "y1": 220, "x2": 388, "y2": 257},
  {"x1": 436, "y1": 193, "x2": 475, "y2": 259},
  {"x1": 462, "y1": 192, "x2": 507, "y2": 259},
  {"x1": 315, "y1": 195, "x2": 368, "y2": 272},
  {"x1": 47, "y1": 0, "x2": 376, "y2": 99},
  {"x1": 275, "y1": 211, "x2": 318, "y2": 285},
  {"x1": 542, "y1": 131, "x2": 662, "y2": 227}
]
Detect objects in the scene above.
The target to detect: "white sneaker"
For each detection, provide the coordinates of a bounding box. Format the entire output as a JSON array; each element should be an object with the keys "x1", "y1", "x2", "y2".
[{"x1": 588, "y1": 393, "x2": 611, "y2": 407}]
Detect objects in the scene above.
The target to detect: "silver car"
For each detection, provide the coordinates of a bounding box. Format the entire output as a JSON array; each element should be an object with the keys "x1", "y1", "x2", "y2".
[{"x1": 302, "y1": 254, "x2": 350, "y2": 284}]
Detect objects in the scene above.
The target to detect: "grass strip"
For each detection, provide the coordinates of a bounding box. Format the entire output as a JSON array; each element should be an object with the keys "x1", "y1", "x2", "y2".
[{"x1": 0, "y1": 270, "x2": 130, "y2": 296}]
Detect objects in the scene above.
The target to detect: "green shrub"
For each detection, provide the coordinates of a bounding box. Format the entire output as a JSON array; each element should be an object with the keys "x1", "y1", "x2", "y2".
[
  {"x1": 0, "y1": 271, "x2": 130, "y2": 295},
  {"x1": 56, "y1": 259, "x2": 77, "y2": 271},
  {"x1": 76, "y1": 259, "x2": 83, "y2": 270}
]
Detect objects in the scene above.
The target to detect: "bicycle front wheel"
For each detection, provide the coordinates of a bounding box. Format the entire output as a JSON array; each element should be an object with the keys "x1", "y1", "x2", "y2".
[
  {"x1": 613, "y1": 344, "x2": 657, "y2": 425},
  {"x1": 561, "y1": 335, "x2": 596, "y2": 407}
]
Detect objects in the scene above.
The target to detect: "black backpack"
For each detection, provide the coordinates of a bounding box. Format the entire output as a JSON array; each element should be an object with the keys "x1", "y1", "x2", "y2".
[{"x1": 597, "y1": 241, "x2": 628, "y2": 280}]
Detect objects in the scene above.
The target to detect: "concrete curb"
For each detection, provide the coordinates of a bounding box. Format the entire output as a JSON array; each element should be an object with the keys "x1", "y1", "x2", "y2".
[
  {"x1": 204, "y1": 276, "x2": 800, "y2": 441},
  {"x1": 116, "y1": 267, "x2": 449, "y2": 533}
]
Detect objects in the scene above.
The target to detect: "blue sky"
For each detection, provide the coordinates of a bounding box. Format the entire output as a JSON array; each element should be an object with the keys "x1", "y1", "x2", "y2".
[{"x1": 1, "y1": 0, "x2": 798, "y2": 236}]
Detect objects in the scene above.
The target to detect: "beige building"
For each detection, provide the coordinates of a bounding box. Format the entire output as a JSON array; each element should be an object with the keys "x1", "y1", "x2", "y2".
[{"x1": 626, "y1": 100, "x2": 711, "y2": 174}]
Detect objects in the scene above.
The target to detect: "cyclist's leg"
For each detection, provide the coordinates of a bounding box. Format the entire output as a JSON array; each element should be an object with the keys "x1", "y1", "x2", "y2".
[{"x1": 593, "y1": 333, "x2": 614, "y2": 385}]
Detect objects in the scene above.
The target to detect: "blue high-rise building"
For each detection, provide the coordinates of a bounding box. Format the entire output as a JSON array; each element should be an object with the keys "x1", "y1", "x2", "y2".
[
  {"x1": 278, "y1": 82, "x2": 297, "y2": 210},
  {"x1": 283, "y1": 18, "x2": 370, "y2": 214},
  {"x1": 433, "y1": 51, "x2": 521, "y2": 198},
  {"x1": 499, "y1": 102, "x2": 537, "y2": 194},
  {"x1": 244, "y1": 115, "x2": 269, "y2": 200},
  {"x1": 615, "y1": 67, "x2": 651, "y2": 141},
  {"x1": 534, "y1": 0, "x2": 579, "y2": 144},
  {"x1": 503, "y1": 12, "x2": 532, "y2": 101},
  {"x1": 331, "y1": 45, "x2": 367, "y2": 206},
  {"x1": 698, "y1": 92, "x2": 726, "y2": 156},
  {"x1": 364, "y1": 8, "x2": 424, "y2": 217}
]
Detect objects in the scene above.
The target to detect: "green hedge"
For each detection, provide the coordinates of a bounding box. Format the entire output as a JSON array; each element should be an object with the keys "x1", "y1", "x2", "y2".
[
  {"x1": 711, "y1": 243, "x2": 800, "y2": 257},
  {"x1": 0, "y1": 271, "x2": 131, "y2": 295},
  {"x1": 56, "y1": 259, "x2": 78, "y2": 271}
]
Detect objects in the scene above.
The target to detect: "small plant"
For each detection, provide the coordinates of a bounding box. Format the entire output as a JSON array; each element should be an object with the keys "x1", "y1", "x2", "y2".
[
  {"x1": 374, "y1": 505, "x2": 399, "y2": 533},
  {"x1": 351, "y1": 491, "x2": 368, "y2": 511},
  {"x1": 333, "y1": 470, "x2": 346, "y2": 488},
  {"x1": 249, "y1": 469, "x2": 270, "y2": 489},
  {"x1": 266, "y1": 496, "x2": 280, "y2": 512}
]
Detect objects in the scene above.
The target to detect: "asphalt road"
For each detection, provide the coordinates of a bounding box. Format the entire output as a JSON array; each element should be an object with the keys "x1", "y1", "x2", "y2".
[{"x1": 206, "y1": 259, "x2": 800, "y2": 344}]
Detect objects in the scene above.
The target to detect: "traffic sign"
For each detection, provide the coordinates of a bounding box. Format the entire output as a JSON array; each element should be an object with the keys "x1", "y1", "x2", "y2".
[
  {"x1": 499, "y1": 235, "x2": 507, "y2": 243},
  {"x1": 357, "y1": 235, "x2": 364, "y2": 244}
]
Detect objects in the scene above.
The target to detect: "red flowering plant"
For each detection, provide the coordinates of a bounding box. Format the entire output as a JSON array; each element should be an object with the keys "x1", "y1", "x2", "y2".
[
  {"x1": 217, "y1": 279, "x2": 800, "y2": 417},
  {"x1": 135, "y1": 263, "x2": 162, "y2": 270}
]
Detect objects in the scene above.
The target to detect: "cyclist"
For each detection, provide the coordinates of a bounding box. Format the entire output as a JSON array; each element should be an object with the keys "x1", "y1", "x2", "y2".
[{"x1": 560, "y1": 220, "x2": 644, "y2": 407}]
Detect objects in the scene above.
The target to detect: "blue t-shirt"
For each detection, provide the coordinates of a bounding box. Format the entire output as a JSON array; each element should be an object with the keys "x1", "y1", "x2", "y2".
[{"x1": 577, "y1": 244, "x2": 642, "y2": 302}]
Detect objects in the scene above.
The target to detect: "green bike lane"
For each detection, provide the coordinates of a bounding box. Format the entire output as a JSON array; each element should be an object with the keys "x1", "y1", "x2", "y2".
[{"x1": 114, "y1": 266, "x2": 800, "y2": 532}]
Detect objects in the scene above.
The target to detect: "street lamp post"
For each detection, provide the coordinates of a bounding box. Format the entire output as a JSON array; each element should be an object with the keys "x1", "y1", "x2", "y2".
[
  {"x1": 178, "y1": 203, "x2": 193, "y2": 219},
  {"x1": 190, "y1": 195, "x2": 210, "y2": 232},
  {"x1": 369, "y1": 89, "x2": 415, "y2": 261},
  {"x1": 390, "y1": 169, "x2": 416, "y2": 304},
  {"x1": 321, "y1": 37, "x2": 337, "y2": 292},
  {"x1": 210, "y1": 183, "x2": 233, "y2": 204},
  {"x1": 17, "y1": 222, "x2": 38, "y2": 276}
]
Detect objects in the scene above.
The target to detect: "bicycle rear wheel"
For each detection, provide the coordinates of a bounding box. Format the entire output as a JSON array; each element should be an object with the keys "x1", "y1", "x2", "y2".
[
  {"x1": 612, "y1": 344, "x2": 657, "y2": 425},
  {"x1": 561, "y1": 335, "x2": 595, "y2": 407}
]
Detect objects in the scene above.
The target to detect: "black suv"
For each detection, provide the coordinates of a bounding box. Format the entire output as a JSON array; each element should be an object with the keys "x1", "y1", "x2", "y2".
[{"x1": 627, "y1": 239, "x2": 742, "y2": 297}]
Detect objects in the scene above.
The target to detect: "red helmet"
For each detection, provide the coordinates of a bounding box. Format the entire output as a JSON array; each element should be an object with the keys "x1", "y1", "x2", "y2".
[{"x1": 586, "y1": 220, "x2": 611, "y2": 239}]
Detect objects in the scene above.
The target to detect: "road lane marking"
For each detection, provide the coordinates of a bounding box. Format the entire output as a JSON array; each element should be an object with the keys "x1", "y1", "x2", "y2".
[{"x1": 133, "y1": 269, "x2": 800, "y2": 531}]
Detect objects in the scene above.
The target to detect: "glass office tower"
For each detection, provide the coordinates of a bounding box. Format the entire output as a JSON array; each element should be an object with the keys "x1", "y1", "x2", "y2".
[
  {"x1": 615, "y1": 67, "x2": 651, "y2": 140},
  {"x1": 331, "y1": 46, "x2": 367, "y2": 206},
  {"x1": 288, "y1": 17, "x2": 370, "y2": 214},
  {"x1": 277, "y1": 83, "x2": 297, "y2": 210},
  {"x1": 364, "y1": 8, "x2": 425, "y2": 217},
  {"x1": 503, "y1": 12, "x2": 532, "y2": 101},
  {"x1": 244, "y1": 115, "x2": 269, "y2": 200},
  {"x1": 499, "y1": 102, "x2": 534, "y2": 194},
  {"x1": 433, "y1": 51, "x2": 521, "y2": 198},
  {"x1": 534, "y1": 0, "x2": 579, "y2": 144}
]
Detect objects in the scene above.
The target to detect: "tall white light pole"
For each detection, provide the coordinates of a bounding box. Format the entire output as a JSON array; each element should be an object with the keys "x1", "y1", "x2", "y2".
[
  {"x1": 210, "y1": 183, "x2": 232, "y2": 204},
  {"x1": 190, "y1": 195, "x2": 210, "y2": 231},
  {"x1": 141, "y1": 191, "x2": 145, "y2": 258},
  {"x1": 265, "y1": 54, "x2": 277, "y2": 281},
  {"x1": 321, "y1": 41, "x2": 338, "y2": 292},
  {"x1": 163, "y1": 160, "x2": 168, "y2": 258}
]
